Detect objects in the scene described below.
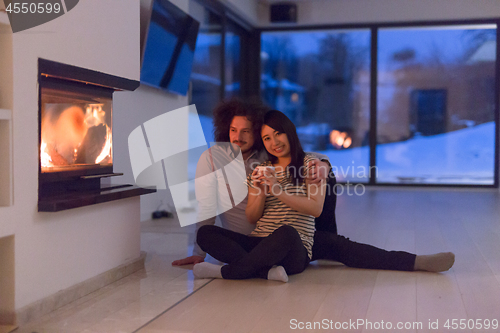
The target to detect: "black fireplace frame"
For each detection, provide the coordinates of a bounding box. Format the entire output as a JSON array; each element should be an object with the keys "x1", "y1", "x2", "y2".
[
  {"x1": 37, "y1": 58, "x2": 154, "y2": 212},
  {"x1": 38, "y1": 76, "x2": 115, "y2": 183}
]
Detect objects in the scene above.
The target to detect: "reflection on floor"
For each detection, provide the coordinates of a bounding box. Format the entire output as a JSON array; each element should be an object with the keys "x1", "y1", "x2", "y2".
[
  {"x1": 15, "y1": 218, "x2": 210, "y2": 333},
  {"x1": 15, "y1": 188, "x2": 500, "y2": 333}
]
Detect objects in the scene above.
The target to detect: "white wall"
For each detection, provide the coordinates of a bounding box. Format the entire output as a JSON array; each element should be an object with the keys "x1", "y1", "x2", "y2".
[
  {"x1": 221, "y1": 0, "x2": 260, "y2": 25},
  {"x1": 257, "y1": 0, "x2": 500, "y2": 27},
  {"x1": 111, "y1": 0, "x2": 191, "y2": 222},
  {"x1": 113, "y1": 85, "x2": 188, "y2": 222},
  {"x1": 0, "y1": 0, "x2": 143, "y2": 310}
]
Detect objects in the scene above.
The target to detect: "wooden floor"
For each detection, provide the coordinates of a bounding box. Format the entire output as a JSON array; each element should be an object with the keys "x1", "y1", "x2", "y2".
[
  {"x1": 16, "y1": 188, "x2": 500, "y2": 333},
  {"x1": 136, "y1": 188, "x2": 500, "y2": 333}
]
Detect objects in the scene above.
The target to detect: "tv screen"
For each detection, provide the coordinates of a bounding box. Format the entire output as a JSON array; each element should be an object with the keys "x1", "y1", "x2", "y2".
[{"x1": 141, "y1": 0, "x2": 200, "y2": 96}]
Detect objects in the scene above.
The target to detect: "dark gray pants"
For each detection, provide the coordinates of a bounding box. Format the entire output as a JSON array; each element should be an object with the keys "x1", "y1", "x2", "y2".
[
  {"x1": 197, "y1": 225, "x2": 310, "y2": 280},
  {"x1": 312, "y1": 231, "x2": 416, "y2": 271}
]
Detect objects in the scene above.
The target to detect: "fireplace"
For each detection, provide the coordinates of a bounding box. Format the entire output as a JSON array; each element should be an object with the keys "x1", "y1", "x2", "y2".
[
  {"x1": 40, "y1": 79, "x2": 113, "y2": 175},
  {"x1": 38, "y1": 59, "x2": 155, "y2": 211}
]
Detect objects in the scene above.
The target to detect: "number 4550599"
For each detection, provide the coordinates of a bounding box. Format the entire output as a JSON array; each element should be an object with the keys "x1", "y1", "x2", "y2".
[
  {"x1": 5, "y1": 2, "x2": 61, "y2": 14},
  {"x1": 444, "y1": 319, "x2": 498, "y2": 330}
]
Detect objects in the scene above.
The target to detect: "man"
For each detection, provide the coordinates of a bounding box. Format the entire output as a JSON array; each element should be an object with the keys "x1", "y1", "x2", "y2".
[
  {"x1": 172, "y1": 98, "x2": 454, "y2": 273},
  {"x1": 172, "y1": 98, "x2": 330, "y2": 265}
]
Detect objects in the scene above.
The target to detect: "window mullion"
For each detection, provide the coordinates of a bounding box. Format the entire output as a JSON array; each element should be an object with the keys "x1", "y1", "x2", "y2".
[{"x1": 369, "y1": 27, "x2": 378, "y2": 185}]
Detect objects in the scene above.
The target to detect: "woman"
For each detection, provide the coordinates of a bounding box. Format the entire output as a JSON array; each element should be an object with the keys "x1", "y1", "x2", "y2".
[{"x1": 193, "y1": 110, "x2": 325, "y2": 282}]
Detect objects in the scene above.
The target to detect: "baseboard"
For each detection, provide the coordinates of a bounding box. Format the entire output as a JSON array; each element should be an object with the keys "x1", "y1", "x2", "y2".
[
  {"x1": 0, "y1": 312, "x2": 15, "y2": 327},
  {"x1": 0, "y1": 325, "x2": 17, "y2": 333},
  {"x1": 15, "y1": 251, "x2": 146, "y2": 326}
]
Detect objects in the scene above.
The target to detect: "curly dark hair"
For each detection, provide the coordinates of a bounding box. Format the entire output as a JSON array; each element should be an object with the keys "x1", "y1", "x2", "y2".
[
  {"x1": 213, "y1": 97, "x2": 270, "y2": 151},
  {"x1": 263, "y1": 110, "x2": 306, "y2": 184}
]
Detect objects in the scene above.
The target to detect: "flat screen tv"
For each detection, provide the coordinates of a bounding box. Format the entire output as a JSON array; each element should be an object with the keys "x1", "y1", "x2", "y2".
[{"x1": 141, "y1": 0, "x2": 200, "y2": 96}]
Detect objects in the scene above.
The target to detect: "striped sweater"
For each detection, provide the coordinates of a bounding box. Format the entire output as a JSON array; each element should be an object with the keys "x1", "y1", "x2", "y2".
[{"x1": 246, "y1": 154, "x2": 316, "y2": 259}]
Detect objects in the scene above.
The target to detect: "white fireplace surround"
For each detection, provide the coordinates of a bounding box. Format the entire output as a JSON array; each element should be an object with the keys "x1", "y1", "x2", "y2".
[{"x1": 0, "y1": 0, "x2": 146, "y2": 326}]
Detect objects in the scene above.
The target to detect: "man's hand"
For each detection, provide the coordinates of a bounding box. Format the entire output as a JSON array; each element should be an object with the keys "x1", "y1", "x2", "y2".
[
  {"x1": 172, "y1": 255, "x2": 204, "y2": 266},
  {"x1": 306, "y1": 159, "x2": 330, "y2": 185}
]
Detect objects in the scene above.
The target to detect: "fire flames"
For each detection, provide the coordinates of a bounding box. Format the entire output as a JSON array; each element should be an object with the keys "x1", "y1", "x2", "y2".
[
  {"x1": 40, "y1": 142, "x2": 52, "y2": 167},
  {"x1": 329, "y1": 130, "x2": 352, "y2": 149},
  {"x1": 95, "y1": 125, "x2": 112, "y2": 164},
  {"x1": 41, "y1": 104, "x2": 112, "y2": 169}
]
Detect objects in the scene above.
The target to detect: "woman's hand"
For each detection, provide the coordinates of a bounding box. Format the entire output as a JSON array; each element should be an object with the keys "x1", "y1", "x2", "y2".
[
  {"x1": 259, "y1": 168, "x2": 280, "y2": 196},
  {"x1": 250, "y1": 168, "x2": 268, "y2": 194},
  {"x1": 247, "y1": 169, "x2": 268, "y2": 223}
]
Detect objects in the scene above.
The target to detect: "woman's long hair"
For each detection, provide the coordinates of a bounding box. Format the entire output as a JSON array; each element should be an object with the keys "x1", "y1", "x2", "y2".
[
  {"x1": 263, "y1": 110, "x2": 306, "y2": 184},
  {"x1": 213, "y1": 97, "x2": 270, "y2": 151}
]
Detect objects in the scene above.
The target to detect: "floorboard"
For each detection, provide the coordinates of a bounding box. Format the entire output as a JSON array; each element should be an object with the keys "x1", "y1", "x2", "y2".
[{"x1": 14, "y1": 188, "x2": 500, "y2": 333}]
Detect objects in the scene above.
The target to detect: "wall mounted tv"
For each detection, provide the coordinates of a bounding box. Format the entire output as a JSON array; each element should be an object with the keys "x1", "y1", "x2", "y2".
[{"x1": 141, "y1": 0, "x2": 200, "y2": 96}]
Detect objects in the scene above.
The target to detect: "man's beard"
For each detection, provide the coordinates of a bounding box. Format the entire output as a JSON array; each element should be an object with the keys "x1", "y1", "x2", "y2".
[{"x1": 233, "y1": 141, "x2": 251, "y2": 154}]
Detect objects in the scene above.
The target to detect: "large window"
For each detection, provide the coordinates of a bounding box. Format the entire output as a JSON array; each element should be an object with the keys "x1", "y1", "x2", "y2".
[
  {"x1": 225, "y1": 21, "x2": 243, "y2": 99},
  {"x1": 189, "y1": 2, "x2": 222, "y2": 143},
  {"x1": 187, "y1": 1, "x2": 252, "y2": 200},
  {"x1": 261, "y1": 22, "x2": 498, "y2": 186},
  {"x1": 377, "y1": 25, "x2": 497, "y2": 185},
  {"x1": 189, "y1": 0, "x2": 251, "y2": 144},
  {"x1": 261, "y1": 30, "x2": 371, "y2": 182}
]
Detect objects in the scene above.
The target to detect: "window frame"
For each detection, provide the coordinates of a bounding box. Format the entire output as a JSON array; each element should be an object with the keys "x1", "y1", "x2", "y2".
[
  {"x1": 257, "y1": 18, "x2": 500, "y2": 188},
  {"x1": 190, "y1": 0, "x2": 258, "y2": 100}
]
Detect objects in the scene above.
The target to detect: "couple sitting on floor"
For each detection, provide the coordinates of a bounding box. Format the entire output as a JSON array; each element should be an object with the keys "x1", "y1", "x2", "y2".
[{"x1": 172, "y1": 98, "x2": 455, "y2": 282}]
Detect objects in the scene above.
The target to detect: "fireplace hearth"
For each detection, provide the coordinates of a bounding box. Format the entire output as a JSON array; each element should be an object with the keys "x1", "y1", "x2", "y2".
[{"x1": 38, "y1": 59, "x2": 155, "y2": 212}]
